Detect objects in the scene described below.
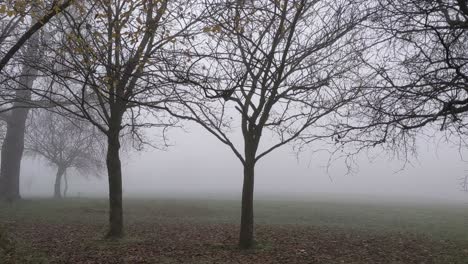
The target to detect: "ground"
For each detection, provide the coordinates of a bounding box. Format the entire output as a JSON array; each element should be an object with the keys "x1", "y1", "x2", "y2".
[{"x1": 1, "y1": 197, "x2": 468, "y2": 263}]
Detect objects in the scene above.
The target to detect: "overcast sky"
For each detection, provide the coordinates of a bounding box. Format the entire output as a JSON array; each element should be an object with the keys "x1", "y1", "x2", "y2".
[{"x1": 20, "y1": 123, "x2": 468, "y2": 204}]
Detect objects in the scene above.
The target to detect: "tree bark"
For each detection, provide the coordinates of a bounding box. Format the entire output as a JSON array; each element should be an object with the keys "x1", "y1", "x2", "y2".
[
  {"x1": 0, "y1": 116, "x2": 28, "y2": 201},
  {"x1": 105, "y1": 128, "x2": 123, "y2": 238},
  {"x1": 0, "y1": 22, "x2": 40, "y2": 202},
  {"x1": 53, "y1": 166, "x2": 65, "y2": 199},
  {"x1": 239, "y1": 154, "x2": 256, "y2": 249}
]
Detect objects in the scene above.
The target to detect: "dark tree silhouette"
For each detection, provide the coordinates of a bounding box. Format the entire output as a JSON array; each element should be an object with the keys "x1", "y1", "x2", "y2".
[
  {"x1": 169, "y1": 0, "x2": 371, "y2": 249},
  {"x1": 29, "y1": 0, "x2": 203, "y2": 238}
]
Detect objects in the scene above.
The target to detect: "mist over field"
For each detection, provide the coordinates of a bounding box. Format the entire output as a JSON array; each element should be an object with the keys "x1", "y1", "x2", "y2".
[{"x1": 20, "y1": 125, "x2": 468, "y2": 204}]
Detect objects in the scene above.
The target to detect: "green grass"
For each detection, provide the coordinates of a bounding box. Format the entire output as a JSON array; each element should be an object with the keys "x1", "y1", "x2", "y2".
[
  {"x1": 2, "y1": 197, "x2": 468, "y2": 241},
  {"x1": 0, "y1": 224, "x2": 49, "y2": 264},
  {"x1": 1, "y1": 197, "x2": 468, "y2": 263}
]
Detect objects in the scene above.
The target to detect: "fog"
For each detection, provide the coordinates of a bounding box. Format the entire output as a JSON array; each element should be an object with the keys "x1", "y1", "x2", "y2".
[{"x1": 19, "y1": 123, "x2": 468, "y2": 204}]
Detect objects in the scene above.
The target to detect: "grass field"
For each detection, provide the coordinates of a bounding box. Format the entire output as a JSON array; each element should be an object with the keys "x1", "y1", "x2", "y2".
[{"x1": 1, "y1": 197, "x2": 468, "y2": 263}]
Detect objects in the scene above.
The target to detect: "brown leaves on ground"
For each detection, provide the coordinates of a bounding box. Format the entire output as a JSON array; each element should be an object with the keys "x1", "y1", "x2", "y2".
[{"x1": 9, "y1": 221, "x2": 468, "y2": 264}]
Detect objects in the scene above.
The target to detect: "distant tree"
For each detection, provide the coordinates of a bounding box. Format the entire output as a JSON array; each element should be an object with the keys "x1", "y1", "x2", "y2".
[
  {"x1": 62, "y1": 171, "x2": 68, "y2": 197},
  {"x1": 25, "y1": 109, "x2": 104, "y2": 198},
  {"x1": 170, "y1": 0, "x2": 371, "y2": 249},
  {"x1": 461, "y1": 175, "x2": 468, "y2": 192}
]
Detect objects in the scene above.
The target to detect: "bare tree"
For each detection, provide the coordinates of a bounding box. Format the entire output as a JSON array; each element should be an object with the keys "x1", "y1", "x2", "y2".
[
  {"x1": 25, "y1": 109, "x2": 104, "y2": 199},
  {"x1": 0, "y1": 5, "x2": 43, "y2": 201},
  {"x1": 0, "y1": 0, "x2": 76, "y2": 201},
  {"x1": 168, "y1": 0, "x2": 370, "y2": 249},
  {"x1": 29, "y1": 0, "x2": 203, "y2": 237},
  {"x1": 335, "y1": 1, "x2": 468, "y2": 165}
]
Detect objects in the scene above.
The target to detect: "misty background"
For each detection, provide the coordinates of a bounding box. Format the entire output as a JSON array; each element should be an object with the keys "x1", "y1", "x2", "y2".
[{"x1": 19, "y1": 123, "x2": 468, "y2": 203}]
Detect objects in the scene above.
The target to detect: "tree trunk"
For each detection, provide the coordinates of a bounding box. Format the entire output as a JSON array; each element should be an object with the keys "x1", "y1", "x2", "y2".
[
  {"x1": 53, "y1": 166, "x2": 65, "y2": 199},
  {"x1": 63, "y1": 171, "x2": 68, "y2": 198},
  {"x1": 105, "y1": 129, "x2": 123, "y2": 238},
  {"x1": 0, "y1": 26, "x2": 40, "y2": 202},
  {"x1": 0, "y1": 117, "x2": 28, "y2": 201},
  {"x1": 239, "y1": 159, "x2": 255, "y2": 249}
]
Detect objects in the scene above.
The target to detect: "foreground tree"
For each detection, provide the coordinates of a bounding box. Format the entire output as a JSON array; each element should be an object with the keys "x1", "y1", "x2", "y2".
[
  {"x1": 170, "y1": 0, "x2": 370, "y2": 248},
  {"x1": 0, "y1": 7, "x2": 42, "y2": 201},
  {"x1": 0, "y1": 0, "x2": 75, "y2": 201},
  {"x1": 32, "y1": 0, "x2": 202, "y2": 237},
  {"x1": 25, "y1": 109, "x2": 104, "y2": 198}
]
